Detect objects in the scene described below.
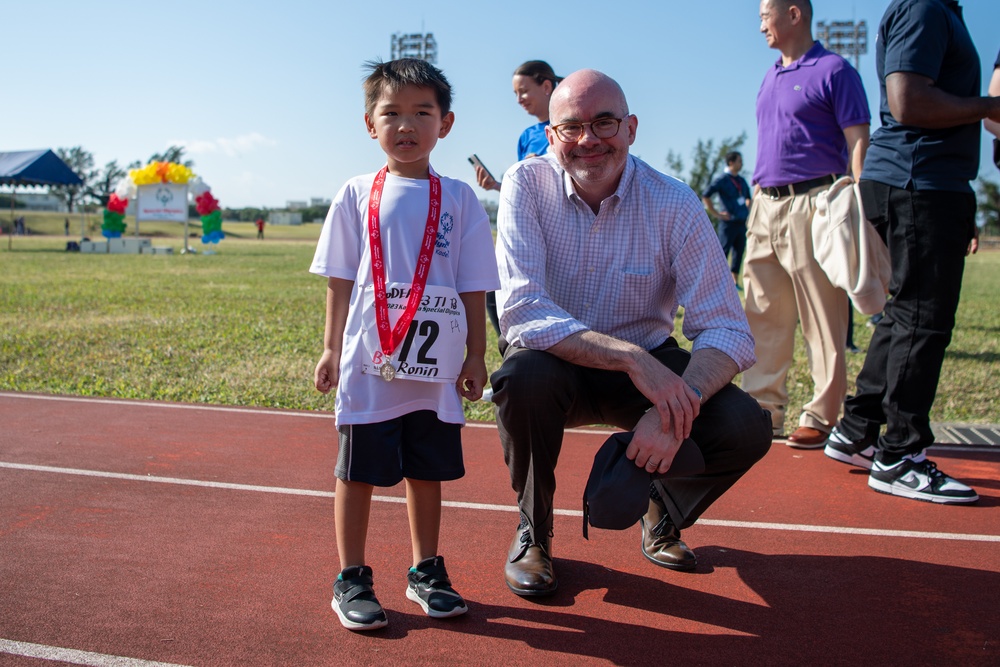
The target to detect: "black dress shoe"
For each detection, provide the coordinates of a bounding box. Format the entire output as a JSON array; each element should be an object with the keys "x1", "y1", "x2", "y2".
[
  {"x1": 640, "y1": 496, "x2": 697, "y2": 572},
  {"x1": 504, "y1": 519, "x2": 557, "y2": 596}
]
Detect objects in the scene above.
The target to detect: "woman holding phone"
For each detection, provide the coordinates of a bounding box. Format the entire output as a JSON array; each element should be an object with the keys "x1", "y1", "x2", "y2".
[
  {"x1": 476, "y1": 60, "x2": 563, "y2": 341},
  {"x1": 476, "y1": 60, "x2": 563, "y2": 192}
]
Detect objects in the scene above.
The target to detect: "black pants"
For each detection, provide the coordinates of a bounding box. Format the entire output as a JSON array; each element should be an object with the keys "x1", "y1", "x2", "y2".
[
  {"x1": 491, "y1": 338, "x2": 772, "y2": 543},
  {"x1": 719, "y1": 218, "x2": 748, "y2": 275},
  {"x1": 838, "y1": 181, "x2": 976, "y2": 458}
]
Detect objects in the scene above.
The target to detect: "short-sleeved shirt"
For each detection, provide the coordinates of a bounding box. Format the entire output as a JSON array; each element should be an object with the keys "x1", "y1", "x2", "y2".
[
  {"x1": 517, "y1": 121, "x2": 550, "y2": 161},
  {"x1": 496, "y1": 154, "x2": 755, "y2": 371},
  {"x1": 753, "y1": 41, "x2": 871, "y2": 188},
  {"x1": 702, "y1": 171, "x2": 752, "y2": 222},
  {"x1": 862, "y1": 0, "x2": 981, "y2": 192},
  {"x1": 310, "y1": 170, "x2": 500, "y2": 426}
]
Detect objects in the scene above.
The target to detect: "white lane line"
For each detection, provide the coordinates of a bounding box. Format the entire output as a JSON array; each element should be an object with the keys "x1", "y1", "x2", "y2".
[
  {"x1": 694, "y1": 519, "x2": 1000, "y2": 543},
  {"x1": 8, "y1": 392, "x2": 1000, "y2": 444},
  {"x1": 0, "y1": 638, "x2": 192, "y2": 667},
  {"x1": 0, "y1": 392, "x2": 610, "y2": 433},
  {"x1": 3, "y1": 461, "x2": 998, "y2": 544}
]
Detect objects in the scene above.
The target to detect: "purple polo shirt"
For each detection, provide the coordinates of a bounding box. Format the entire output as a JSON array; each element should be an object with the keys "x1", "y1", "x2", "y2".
[{"x1": 753, "y1": 41, "x2": 870, "y2": 188}]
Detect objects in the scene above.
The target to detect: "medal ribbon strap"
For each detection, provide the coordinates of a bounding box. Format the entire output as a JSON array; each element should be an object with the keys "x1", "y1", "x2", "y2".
[
  {"x1": 367, "y1": 165, "x2": 442, "y2": 359},
  {"x1": 728, "y1": 175, "x2": 746, "y2": 198}
]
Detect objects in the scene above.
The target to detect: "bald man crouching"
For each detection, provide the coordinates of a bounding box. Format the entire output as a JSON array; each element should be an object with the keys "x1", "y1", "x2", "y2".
[{"x1": 490, "y1": 69, "x2": 772, "y2": 596}]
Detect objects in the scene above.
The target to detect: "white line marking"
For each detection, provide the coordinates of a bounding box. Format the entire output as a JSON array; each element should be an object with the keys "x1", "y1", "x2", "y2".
[
  {"x1": 0, "y1": 392, "x2": 616, "y2": 433},
  {"x1": 0, "y1": 638, "x2": 192, "y2": 667},
  {"x1": 7, "y1": 392, "x2": 1000, "y2": 444},
  {"x1": 3, "y1": 461, "x2": 998, "y2": 543},
  {"x1": 694, "y1": 519, "x2": 1000, "y2": 543}
]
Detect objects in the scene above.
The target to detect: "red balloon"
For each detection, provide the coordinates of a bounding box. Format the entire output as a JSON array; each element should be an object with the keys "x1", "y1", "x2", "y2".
[
  {"x1": 107, "y1": 193, "x2": 128, "y2": 214},
  {"x1": 195, "y1": 191, "x2": 219, "y2": 216}
]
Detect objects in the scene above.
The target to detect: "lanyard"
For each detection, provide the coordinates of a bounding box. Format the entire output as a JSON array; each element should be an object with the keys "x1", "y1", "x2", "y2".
[
  {"x1": 367, "y1": 165, "x2": 442, "y2": 364},
  {"x1": 728, "y1": 175, "x2": 745, "y2": 198}
]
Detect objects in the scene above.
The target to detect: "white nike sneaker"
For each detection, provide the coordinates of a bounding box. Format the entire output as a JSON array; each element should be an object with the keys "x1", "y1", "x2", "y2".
[
  {"x1": 868, "y1": 453, "x2": 978, "y2": 504},
  {"x1": 824, "y1": 427, "x2": 876, "y2": 470}
]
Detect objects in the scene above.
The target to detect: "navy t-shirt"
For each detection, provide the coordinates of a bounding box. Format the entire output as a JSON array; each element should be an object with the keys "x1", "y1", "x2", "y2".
[
  {"x1": 862, "y1": 0, "x2": 981, "y2": 192},
  {"x1": 702, "y1": 172, "x2": 751, "y2": 222}
]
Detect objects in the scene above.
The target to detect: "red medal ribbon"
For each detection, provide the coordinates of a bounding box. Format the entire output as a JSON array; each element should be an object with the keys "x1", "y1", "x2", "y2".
[{"x1": 367, "y1": 165, "x2": 442, "y2": 362}]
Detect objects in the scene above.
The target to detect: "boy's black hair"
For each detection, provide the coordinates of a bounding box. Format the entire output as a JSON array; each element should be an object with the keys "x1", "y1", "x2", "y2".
[
  {"x1": 363, "y1": 58, "x2": 453, "y2": 117},
  {"x1": 725, "y1": 151, "x2": 742, "y2": 165}
]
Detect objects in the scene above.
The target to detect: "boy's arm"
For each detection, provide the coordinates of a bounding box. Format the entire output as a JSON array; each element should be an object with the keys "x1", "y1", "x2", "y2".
[
  {"x1": 314, "y1": 277, "x2": 354, "y2": 394},
  {"x1": 456, "y1": 290, "x2": 487, "y2": 401}
]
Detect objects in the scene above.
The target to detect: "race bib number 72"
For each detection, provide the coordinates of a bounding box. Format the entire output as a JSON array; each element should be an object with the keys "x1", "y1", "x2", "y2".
[{"x1": 360, "y1": 283, "x2": 467, "y2": 383}]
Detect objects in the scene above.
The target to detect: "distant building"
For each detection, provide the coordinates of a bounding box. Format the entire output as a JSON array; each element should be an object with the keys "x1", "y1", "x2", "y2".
[
  {"x1": 285, "y1": 200, "x2": 308, "y2": 211},
  {"x1": 270, "y1": 211, "x2": 303, "y2": 226},
  {"x1": 310, "y1": 197, "x2": 332, "y2": 208}
]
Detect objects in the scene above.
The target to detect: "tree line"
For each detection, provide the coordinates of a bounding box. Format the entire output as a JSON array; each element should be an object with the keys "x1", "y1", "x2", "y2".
[{"x1": 40, "y1": 141, "x2": 1000, "y2": 236}]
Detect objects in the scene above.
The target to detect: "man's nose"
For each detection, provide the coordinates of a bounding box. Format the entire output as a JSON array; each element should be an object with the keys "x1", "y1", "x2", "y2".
[{"x1": 577, "y1": 124, "x2": 602, "y2": 145}]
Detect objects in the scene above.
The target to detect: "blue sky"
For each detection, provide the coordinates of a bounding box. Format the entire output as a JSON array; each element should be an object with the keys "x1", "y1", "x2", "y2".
[{"x1": 5, "y1": 0, "x2": 999, "y2": 208}]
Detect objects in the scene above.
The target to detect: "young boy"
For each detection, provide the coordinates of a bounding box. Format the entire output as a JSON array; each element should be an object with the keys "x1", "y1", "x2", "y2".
[{"x1": 311, "y1": 59, "x2": 499, "y2": 631}]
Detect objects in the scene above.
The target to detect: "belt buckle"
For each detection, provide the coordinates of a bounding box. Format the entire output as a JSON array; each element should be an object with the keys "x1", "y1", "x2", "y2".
[{"x1": 764, "y1": 186, "x2": 781, "y2": 200}]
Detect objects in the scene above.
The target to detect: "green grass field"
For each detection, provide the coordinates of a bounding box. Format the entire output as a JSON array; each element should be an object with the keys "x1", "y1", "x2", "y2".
[{"x1": 3, "y1": 212, "x2": 998, "y2": 425}]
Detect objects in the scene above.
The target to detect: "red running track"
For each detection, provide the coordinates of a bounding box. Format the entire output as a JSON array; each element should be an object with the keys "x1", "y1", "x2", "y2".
[{"x1": 1, "y1": 392, "x2": 998, "y2": 666}]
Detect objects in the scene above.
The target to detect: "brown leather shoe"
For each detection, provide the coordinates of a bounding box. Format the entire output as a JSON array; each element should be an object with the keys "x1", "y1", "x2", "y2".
[
  {"x1": 785, "y1": 426, "x2": 829, "y2": 449},
  {"x1": 640, "y1": 496, "x2": 697, "y2": 572},
  {"x1": 504, "y1": 520, "x2": 557, "y2": 596}
]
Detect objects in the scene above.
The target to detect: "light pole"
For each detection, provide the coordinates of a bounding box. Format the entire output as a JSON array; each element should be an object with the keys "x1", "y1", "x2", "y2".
[
  {"x1": 816, "y1": 20, "x2": 868, "y2": 70},
  {"x1": 390, "y1": 32, "x2": 438, "y2": 64}
]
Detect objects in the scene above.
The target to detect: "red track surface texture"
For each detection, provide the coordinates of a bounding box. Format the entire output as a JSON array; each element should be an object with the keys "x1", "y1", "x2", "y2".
[{"x1": 1, "y1": 392, "x2": 998, "y2": 666}]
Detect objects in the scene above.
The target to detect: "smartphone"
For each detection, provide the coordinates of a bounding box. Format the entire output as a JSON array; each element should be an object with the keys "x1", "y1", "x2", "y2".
[{"x1": 467, "y1": 154, "x2": 496, "y2": 184}]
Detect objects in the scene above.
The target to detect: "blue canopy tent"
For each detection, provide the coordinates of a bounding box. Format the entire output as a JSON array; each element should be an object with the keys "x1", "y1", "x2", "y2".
[{"x1": 1, "y1": 149, "x2": 83, "y2": 249}]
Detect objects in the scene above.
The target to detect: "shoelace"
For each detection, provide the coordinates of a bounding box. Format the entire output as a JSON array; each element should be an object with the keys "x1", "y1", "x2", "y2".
[
  {"x1": 915, "y1": 458, "x2": 944, "y2": 479},
  {"x1": 517, "y1": 517, "x2": 553, "y2": 548}
]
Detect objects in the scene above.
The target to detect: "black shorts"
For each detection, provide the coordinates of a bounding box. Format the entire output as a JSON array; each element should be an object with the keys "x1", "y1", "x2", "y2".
[{"x1": 336, "y1": 410, "x2": 464, "y2": 486}]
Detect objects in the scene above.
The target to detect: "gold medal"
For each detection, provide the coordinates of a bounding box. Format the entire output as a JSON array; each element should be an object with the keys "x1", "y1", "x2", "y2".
[{"x1": 380, "y1": 363, "x2": 396, "y2": 382}]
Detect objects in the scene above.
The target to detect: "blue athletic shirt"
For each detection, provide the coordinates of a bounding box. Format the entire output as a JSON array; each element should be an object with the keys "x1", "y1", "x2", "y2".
[{"x1": 517, "y1": 121, "x2": 550, "y2": 161}]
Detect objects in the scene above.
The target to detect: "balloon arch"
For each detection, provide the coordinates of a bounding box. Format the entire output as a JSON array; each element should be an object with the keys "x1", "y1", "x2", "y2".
[{"x1": 104, "y1": 161, "x2": 223, "y2": 244}]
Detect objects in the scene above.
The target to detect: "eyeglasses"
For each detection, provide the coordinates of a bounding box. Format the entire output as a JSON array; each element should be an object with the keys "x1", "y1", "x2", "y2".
[{"x1": 550, "y1": 116, "x2": 629, "y2": 143}]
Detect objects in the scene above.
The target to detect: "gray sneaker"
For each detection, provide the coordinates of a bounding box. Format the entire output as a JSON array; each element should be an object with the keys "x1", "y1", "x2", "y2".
[
  {"x1": 868, "y1": 453, "x2": 978, "y2": 504},
  {"x1": 332, "y1": 565, "x2": 388, "y2": 631},
  {"x1": 405, "y1": 556, "x2": 468, "y2": 618}
]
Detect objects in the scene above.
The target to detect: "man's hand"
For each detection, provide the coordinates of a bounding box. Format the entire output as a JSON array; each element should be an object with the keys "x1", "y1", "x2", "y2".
[
  {"x1": 626, "y1": 408, "x2": 684, "y2": 475},
  {"x1": 628, "y1": 353, "x2": 701, "y2": 443}
]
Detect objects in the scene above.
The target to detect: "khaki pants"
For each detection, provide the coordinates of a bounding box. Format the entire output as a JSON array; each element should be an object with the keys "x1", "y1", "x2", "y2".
[{"x1": 741, "y1": 186, "x2": 848, "y2": 433}]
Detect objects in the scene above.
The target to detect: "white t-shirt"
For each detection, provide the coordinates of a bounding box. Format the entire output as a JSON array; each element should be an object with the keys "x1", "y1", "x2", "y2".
[{"x1": 310, "y1": 169, "x2": 500, "y2": 426}]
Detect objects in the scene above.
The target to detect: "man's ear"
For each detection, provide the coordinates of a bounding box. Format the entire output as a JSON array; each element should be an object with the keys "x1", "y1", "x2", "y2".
[
  {"x1": 439, "y1": 111, "x2": 455, "y2": 139},
  {"x1": 545, "y1": 125, "x2": 556, "y2": 148},
  {"x1": 365, "y1": 114, "x2": 377, "y2": 139}
]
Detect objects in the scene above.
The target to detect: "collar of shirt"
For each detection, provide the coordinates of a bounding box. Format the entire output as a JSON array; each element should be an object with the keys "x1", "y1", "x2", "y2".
[{"x1": 773, "y1": 40, "x2": 826, "y2": 73}]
